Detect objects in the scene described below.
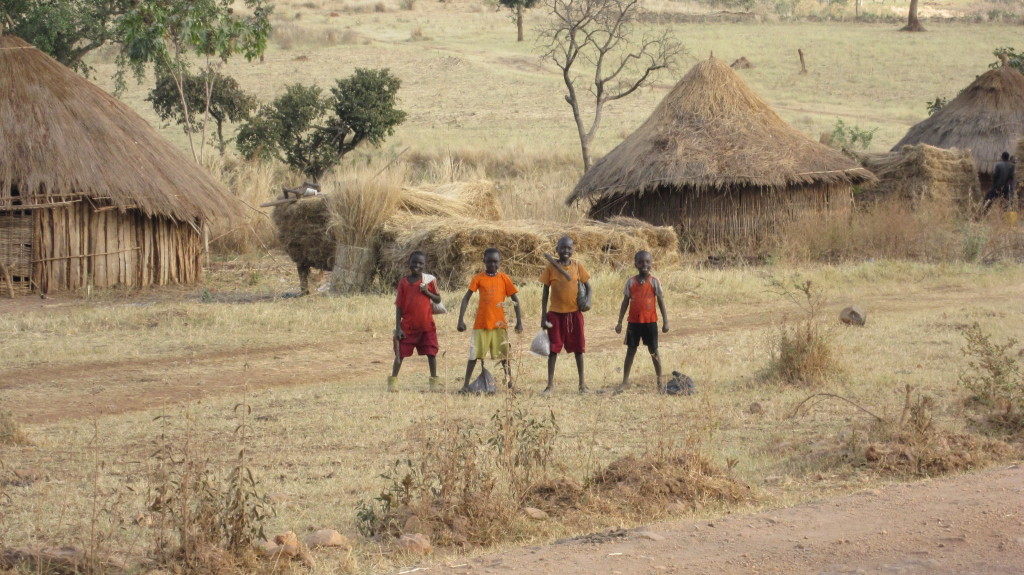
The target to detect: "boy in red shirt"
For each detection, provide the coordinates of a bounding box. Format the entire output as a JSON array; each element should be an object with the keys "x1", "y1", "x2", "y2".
[
  {"x1": 390, "y1": 251, "x2": 443, "y2": 392},
  {"x1": 614, "y1": 250, "x2": 669, "y2": 393},
  {"x1": 457, "y1": 248, "x2": 524, "y2": 390}
]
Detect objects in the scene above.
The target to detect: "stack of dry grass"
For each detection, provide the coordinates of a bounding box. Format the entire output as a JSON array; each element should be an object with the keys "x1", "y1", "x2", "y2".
[
  {"x1": 398, "y1": 180, "x2": 503, "y2": 220},
  {"x1": 857, "y1": 144, "x2": 980, "y2": 205},
  {"x1": 378, "y1": 214, "x2": 680, "y2": 289}
]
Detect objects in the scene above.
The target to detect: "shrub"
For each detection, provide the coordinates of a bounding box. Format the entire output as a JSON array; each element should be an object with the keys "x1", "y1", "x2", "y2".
[
  {"x1": 958, "y1": 323, "x2": 1024, "y2": 433},
  {"x1": 764, "y1": 279, "x2": 840, "y2": 386}
]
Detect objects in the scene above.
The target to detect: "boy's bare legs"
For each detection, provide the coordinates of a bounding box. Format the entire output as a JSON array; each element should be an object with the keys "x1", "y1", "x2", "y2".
[
  {"x1": 575, "y1": 352, "x2": 588, "y2": 393},
  {"x1": 463, "y1": 359, "x2": 479, "y2": 389},
  {"x1": 427, "y1": 355, "x2": 438, "y2": 378},
  {"x1": 615, "y1": 346, "x2": 639, "y2": 394},
  {"x1": 391, "y1": 356, "x2": 403, "y2": 378},
  {"x1": 543, "y1": 354, "x2": 557, "y2": 394},
  {"x1": 651, "y1": 350, "x2": 664, "y2": 393},
  {"x1": 501, "y1": 359, "x2": 513, "y2": 388}
]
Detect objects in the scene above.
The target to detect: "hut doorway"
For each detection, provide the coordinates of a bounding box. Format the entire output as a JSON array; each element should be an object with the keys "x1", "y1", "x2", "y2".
[{"x1": 0, "y1": 209, "x2": 35, "y2": 296}]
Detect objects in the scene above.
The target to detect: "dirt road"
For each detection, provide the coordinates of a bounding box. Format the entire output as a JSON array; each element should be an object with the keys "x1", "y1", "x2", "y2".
[{"x1": 425, "y1": 464, "x2": 1024, "y2": 575}]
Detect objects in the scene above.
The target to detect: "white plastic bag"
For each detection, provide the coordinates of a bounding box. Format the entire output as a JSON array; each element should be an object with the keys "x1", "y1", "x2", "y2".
[
  {"x1": 421, "y1": 273, "x2": 446, "y2": 314},
  {"x1": 530, "y1": 330, "x2": 551, "y2": 357}
]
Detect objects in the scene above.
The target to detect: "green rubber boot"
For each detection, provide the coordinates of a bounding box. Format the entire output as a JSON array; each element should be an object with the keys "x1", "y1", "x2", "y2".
[
  {"x1": 428, "y1": 376, "x2": 441, "y2": 393},
  {"x1": 387, "y1": 376, "x2": 398, "y2": 393}
]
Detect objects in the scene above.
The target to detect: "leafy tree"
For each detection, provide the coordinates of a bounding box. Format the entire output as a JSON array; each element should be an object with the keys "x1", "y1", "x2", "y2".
[
  {"x1": 148, "y1": 69, "x2": 257, "y2": 154},
  {"x1": 238, "y1": 70, "x2": 407, "y2": 180},
  {"x1": 497, "y1": 0, "x2": 540, "y2": 42},
  {"x1": 237, "y1": 70, "x2": 407, "y2": 181},
  {"x1": 0, "y1": 0, "x2": 131, "y2": 76},
  {"x1": 540, "y1": 0, "x2": 683, "y2": 171},
  {"x1": 326, "y1": 69, "x2": 408, "y2": 160},
  {"x1": 992, "y1": 47, "x2": 1024, "y2": 73},
  {"x1": 116, "y1": 0, "x2": 272, "y2": 161}
]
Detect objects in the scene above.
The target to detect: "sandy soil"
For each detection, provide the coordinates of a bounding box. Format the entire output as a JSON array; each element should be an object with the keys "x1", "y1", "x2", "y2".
[{"x1": 425, "y1": 464, "x2": 1024, "y2": 575}]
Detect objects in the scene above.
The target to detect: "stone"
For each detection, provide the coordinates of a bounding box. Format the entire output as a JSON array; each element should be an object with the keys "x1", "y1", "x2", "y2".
[
  {"x1": 523, "y1": 507, "x2": 549, "y2": 520},
  {"x1": 303, "y1": 529, "x2": 349, "y2": 549},
  {"x1": 397, "y1": 533, "x2": 432, "y2": 555},
  {"x1": 839, "y1": 306, "x2": 866, "y2": 326},
  {"x1": 254, "y1": 540, "x2": 279, "y2": 557},
  {"x1": 748, "y1": 402, "x2": 764, "y2": 415}
]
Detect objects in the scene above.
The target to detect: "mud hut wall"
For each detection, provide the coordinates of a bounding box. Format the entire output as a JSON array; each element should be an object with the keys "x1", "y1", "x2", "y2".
[
  {"x1": 32, "y1": 204, "x2": 202, "y2": 292},
  {"x1": 589, "y1": 184, "x2": 852, "y2": 249}
]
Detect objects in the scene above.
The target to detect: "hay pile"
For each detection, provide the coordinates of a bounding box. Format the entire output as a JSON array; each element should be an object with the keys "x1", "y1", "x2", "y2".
[
  {"x1": 378, "y1": 214, "x2": 680, "y2": 289},
  {"x1": 398, "y1": 180, "x2": 503, "y2": 220},
  {"x1": 857, "y1": 144, "x2": 980, "y2": 204},
  {"x1": 272, "y1": 195, "x2": 337, "y2": 276}
]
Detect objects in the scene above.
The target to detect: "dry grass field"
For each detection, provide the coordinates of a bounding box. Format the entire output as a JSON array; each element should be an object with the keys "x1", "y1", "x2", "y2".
[{"x1": 3, "y1": 1, "x2": 1024, "y2": 574}]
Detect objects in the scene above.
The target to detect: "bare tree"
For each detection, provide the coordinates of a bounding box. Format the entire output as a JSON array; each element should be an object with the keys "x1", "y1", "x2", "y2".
[
  {"x1": 901, "y1": 0, "x2": 926, "y2": 32},
  {"x1": 540, "y1": 0, "x2": 683, "y2": 171}
]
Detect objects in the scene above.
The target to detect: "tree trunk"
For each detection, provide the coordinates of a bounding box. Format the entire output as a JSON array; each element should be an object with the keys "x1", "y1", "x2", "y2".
[
  {"x1": 901, "y1": 0, "x2": 926, "y2": 32},
  {"x1": 516, "y1": 6, "x2": 524, "y2": 42}
]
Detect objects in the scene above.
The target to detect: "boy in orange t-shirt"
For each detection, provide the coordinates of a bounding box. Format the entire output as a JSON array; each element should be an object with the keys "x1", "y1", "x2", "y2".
[
  {"x1": 457, "y1": 248, "x2": 524, "y2": 390},
  {"x1": 614, "y1": 251, "x2": 669, "y2": 393},
  {"x1": 540, "y1": 236, "x2": 592, "y2": 394}
]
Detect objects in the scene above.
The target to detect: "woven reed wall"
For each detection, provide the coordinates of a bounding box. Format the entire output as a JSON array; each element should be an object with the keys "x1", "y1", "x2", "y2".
[
  {"x1": 0, "y1": 209, "x2": 34, "y2": 296},
  {"x1": 589, "y1": 183, "x2": 853, "y2": 251},
  {"x1": 28, "y1": 203, "x2": 203, "y2": 293}
]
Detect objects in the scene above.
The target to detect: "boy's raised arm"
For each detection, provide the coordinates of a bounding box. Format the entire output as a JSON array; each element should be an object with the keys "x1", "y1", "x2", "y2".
[
  {"x1": 457, "y1": 289, "x2": 473, "y2": 332},
  {"x1": 510, "y1": 293, "x2": 524, "y2": 333}
]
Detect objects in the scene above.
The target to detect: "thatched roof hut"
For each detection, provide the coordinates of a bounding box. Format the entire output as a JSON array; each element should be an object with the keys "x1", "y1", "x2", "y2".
[
  {"x1": 0, "y1": 35, "x2": 240, "y2": 295},
  {"x1": 892, "y1": 62, "x2": 1024, "y2": 190},
  {"x1": 568, "y1": 57, "x2": 874, "y2": 250}
]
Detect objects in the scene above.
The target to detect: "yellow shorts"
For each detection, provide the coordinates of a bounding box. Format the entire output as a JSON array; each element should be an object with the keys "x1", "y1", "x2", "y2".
[{"x1": 469, "y1": 329, "x2": 509, "y2": 360}]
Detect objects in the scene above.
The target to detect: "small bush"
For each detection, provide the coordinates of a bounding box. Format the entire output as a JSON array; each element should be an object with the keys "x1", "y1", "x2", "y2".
[
  {"x1": 764, "y1": 279, "x2": 840, "y2": 386},
  {"x1": 958, "y1": 323, "x2": 1024, "y2": 433},
  {"x1": 356, "y1": 394, "x2": 558, "y2": 547}
]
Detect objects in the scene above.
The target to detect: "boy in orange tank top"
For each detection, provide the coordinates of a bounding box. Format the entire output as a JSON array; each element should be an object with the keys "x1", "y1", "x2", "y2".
[{"x1": 614, "y1": 251, "x2": 669, "y2": 393}]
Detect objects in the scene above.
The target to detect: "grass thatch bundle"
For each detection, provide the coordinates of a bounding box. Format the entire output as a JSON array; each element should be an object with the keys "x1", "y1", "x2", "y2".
[
  {"x1": 857, "y1": 143, "x2": 980, "y2": 204},
  {"x1": 272, "y1": 195, "x2": 337, "y2": 275},
  {"x1": 378, "y1": 214, "x2": 680, "y2": 289},
  {"x1": 398, "y1": 180, "x2": 503, "y2": 220}
]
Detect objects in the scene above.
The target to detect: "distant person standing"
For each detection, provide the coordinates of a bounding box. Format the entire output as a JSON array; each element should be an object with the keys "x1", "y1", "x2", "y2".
[{"x1": 983, "y1": 151, "x2": 1015, "y2": 211}]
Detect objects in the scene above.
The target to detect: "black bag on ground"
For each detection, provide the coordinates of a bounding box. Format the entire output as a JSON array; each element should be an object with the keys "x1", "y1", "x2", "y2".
[
  {"x1": 465, "y1": 367, "x2": 496, "y2": 394},
  {"x1": 665, "y1": 371, "x2": 696, "y2": 396}
]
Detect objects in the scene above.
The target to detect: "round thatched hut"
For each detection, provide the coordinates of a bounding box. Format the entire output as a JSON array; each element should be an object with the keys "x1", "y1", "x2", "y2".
[
  {"x1": 892, "y1": 61, "x2": 1024, "y2": 193},
  {"x1": 568, "y1": 57, "x2": 874, "y2": 250},
  {"x1": 0, "y1": 36, "x2": 240, "y2": 295}
]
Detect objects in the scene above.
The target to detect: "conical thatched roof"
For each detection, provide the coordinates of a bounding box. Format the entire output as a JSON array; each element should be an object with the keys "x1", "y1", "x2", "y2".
[
  {"x1": 0, "y1": 35, "x2": 239, "y2": 221},
  {"x1": 568, "y1": 57, "x2": 874, "y2": 205},
  {"x1": 892, "y1": 63, "x2": 1024, "y2": 175}
]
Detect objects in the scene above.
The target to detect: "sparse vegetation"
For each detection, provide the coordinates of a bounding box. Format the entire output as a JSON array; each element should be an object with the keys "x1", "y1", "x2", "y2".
[
  {"x1": 958, "y1": 323, "x2": 1024, "y2": 434},
  {"x1": 764, "y1": 278, "x2": 840, "y2": 387}
]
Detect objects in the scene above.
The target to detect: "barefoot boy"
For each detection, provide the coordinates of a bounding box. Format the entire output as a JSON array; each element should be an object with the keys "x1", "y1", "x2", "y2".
[
  {"x1": 457, "y1": 248, "x2": 524, "y2": 389},
  {"x1": 540, "y1": 236, "x2": 591, "y2": 394},
  {"x1": 614, "y1": 250, "x2": 669, "y2": 393},
  {"x1": 390, "y1": 251, "x2": 443, "y2": 392}
]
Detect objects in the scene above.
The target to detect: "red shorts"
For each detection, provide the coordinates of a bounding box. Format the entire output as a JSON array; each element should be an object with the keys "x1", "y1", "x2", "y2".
[
  {"x1": 396, "y1": 330, "x2": 439, "y2": 358},
  {"x1": 546, "y1": 311, "x2": 585, "y2": 354}
]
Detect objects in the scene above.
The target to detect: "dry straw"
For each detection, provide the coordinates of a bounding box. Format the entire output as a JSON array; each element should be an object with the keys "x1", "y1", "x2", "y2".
[
  {"x1": 856, "y1": 143, "x2": 980, "y2": 205},
  {"x1": 378, "y1": 214, "x2": 680, "y2": 289}
]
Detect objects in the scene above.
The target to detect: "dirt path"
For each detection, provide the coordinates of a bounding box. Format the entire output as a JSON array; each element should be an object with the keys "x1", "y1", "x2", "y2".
[
  {"x1": 3, "y1": 283, "x2": 1022, "y2": 424},
  {"x1": 424, "y1": 464, "x2": 1024, "y2": 575}
]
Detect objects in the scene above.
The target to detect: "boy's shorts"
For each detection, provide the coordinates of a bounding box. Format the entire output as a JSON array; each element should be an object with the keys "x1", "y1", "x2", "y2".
[
  {"x1": 397, "y1": 330, "x2": 439, "y2": 358},
  {"x1": 469, "y1": 329, "x2": 509, "y2": 360},
  {"x1": 624, "y1": 322, "x2": 658, "y2": 352},
  {"x1": 547, "y1": 311, "x2": 585, "y2": 354}
]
